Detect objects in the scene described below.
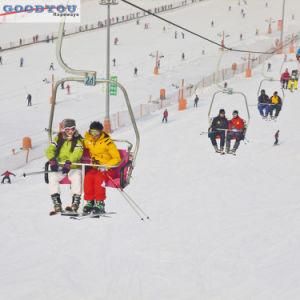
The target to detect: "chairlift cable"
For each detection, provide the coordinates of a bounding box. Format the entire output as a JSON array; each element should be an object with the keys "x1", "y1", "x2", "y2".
[{"x1": 120, "y1": 0, "x2": 296, "y2": 55}]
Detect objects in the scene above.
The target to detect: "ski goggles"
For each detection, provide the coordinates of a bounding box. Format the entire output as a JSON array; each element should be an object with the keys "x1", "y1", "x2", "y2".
[
  {"x1": 89, "y1": 129, "x2": 101, "y2": 136},
  {"x1": 63, "y1": 126, "x2": 76, "y2": 132}
]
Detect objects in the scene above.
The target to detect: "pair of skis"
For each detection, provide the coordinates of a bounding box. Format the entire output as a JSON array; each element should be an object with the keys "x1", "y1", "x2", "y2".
[{"x1": 49, "y1": 210, "x2": 116, "y2": 219}]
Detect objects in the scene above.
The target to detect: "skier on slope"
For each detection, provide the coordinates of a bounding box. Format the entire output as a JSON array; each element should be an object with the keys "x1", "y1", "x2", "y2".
[
  {"x1": 162, "y1": 109, "x2": 168, "y2": 123},
  {"x1": 1, "y1": 170, "x2": 16, "y2": 184},
  {"x1": 82, "y1": 121, "x2": 121, "y2": 214},
  {"x1": 194, "y1": 95, "x2": 199, "y2": 108},
  {"x1": 208, "y1": 109, "x2": 228, "y2": 153},
  {"x1": 45, "y1": 119, "x2": 84, "y2": 213},
  {"x1": 225, "y1": 110, "x2": 245, "y2": 155}
]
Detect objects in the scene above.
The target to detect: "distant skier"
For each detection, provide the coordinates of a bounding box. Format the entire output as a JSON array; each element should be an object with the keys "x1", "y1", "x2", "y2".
[
  {"x1": 112, "y1": 58, "x2": 116, "y2": 66},
  {"x1": 181, "y1": 32, "x2": 185, "y2": 39},
  {"x1": 45, "y1": 119, "x2": 84, "y2": 213},
  {"x1": 114, "y1": 37, "x2": 119, "y2": 45},
  {"x1": 1, "y1": 170, "x2": 16, "y2": 184},
  {"x1": 26, "y1": 93, "x2": 32, "y2": 106},
  {"x1": 0, "y1": 56, "x2": 2, "y2": 65},
  {"x1": 174, "y1": 31, "x2": 178, "y2": 39},
  {"x1": 49, "y1": 62, "x2": 54, "y2": 71},
  {"x1": 194, "y1": 95, "x2": 199, "y2": 107},
  {"x1": 162, "y1": 109, "x2": 168, "y2": 123},
  {"x1": 269, "y1": 91, "x2": 282, "y2": 119},
  {"x1": 20, "y1": 57, "x2": 24, "y2": 67},
  {"x1": 296, "y1": 48, "x2": 300, "y2": 61},
  {"x1": 280, "y1": 68, "x2": 290, "y2": 89},
  {"x1": 274, "y1": 130, "x2": 279, "y2": 145},
  {"x1": 66, "y1": 84, "x2": 71, "y2": 94},
  {"x1": 208, "y1": 109, "x2": 228, "y2": 153},
  {"x1": 258, "y1": 89, "x2": 270, "y2": 118},
  {"x1": 211, "y1": 20, "x2": 214, "y2": 27},
  {"x1": 181, "y1": 52, "x2": 185, "y2": 60},
  {"x1": 61, "y1": 82, "x2": 65, "y2": 89},
  {"x1": 267, "y1": 62, "x2": 271, "y2": 72},
  {"x1": 134, "y1": 67, "x2": 138, "y2": 76},
  {"x1": 225, "y1": 110, "x2": 245, "y2": 155}
]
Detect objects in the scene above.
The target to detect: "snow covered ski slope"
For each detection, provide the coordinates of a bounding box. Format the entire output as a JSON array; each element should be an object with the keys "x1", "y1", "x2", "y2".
[{"x1": 1, "y1": 0, "x2": 300, "y2": 299}]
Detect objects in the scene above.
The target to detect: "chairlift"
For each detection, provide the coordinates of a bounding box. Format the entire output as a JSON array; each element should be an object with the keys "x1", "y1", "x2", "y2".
[
  {"x1": 46, "y1": 19, "x2": 140, "y2": 190},
  {"x1": 208, "y1": 88, "x2": 250, "y2": 138},
  {"x1": 257, "y1": 78, "x2": 285, "y2": 99}
]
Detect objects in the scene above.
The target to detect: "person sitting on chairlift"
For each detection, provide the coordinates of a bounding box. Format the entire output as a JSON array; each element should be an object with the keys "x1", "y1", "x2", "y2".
[
  {"x1": 208, "y1": 108, "x2": 229, "y2": 153},
  {"x1": 225, "y1": 110, "x2": 245, "y2": 155}
]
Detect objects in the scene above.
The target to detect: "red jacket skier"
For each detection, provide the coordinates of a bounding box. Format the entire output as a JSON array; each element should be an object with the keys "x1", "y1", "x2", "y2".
[
  {"x1": 280, "y1": 69, "x2": 290, "y2": 89},
  {"x1": 1, "y1": 170, "x2": 16, "y2": 184},
  {"x1": 226, "y1": 110, "x2": 245, "y2": 154},
  {"x1": 162, "y1": 109, "x2": 168, "y2": 123}
]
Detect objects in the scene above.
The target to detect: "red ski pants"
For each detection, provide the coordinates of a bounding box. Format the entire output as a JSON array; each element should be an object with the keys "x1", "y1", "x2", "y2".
[{"x1": 84, "y1": 169, "x2": 106, "y2": 201}]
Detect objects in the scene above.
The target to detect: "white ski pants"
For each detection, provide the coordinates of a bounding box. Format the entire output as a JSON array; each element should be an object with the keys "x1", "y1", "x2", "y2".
[{"x1": 48, "y1": 169, "x2": 82, "y2": 195}]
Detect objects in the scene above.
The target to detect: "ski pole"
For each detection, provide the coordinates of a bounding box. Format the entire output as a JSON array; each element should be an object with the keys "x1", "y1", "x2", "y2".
[
  {"x1": 120, "y1": 188, "x2": 150, "y2": 220},
  {"x1": 22, "y1": 170, "x2": 56, "y2": 177},
  {"x1": 106, "y1": 173, "x2": 150, "y2": 221}
]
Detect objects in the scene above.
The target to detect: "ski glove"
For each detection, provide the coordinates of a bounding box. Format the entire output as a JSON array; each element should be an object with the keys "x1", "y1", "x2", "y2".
[
  {"x1": 49, "y1": 158, "x2": 59, "y2": 172},
  {"x1": 62, "y1": 160, "x2": 72, "y2": 174}
]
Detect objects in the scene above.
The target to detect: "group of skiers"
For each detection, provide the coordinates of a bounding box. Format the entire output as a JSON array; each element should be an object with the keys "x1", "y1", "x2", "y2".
[
  {"x1": 258, "y1": 89, "x2": 282, "y2": 119},
  {"x1": 208, "y1": 109, "x2": 246, "y2": 155},
  {"x1": 45, "y1": 119, "x2": 121, "y2": 215}
]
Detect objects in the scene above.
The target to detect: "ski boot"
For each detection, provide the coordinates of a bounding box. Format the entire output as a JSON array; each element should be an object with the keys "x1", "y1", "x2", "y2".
[
  {"x1": 66, "y1": 194, "x2": 81, "y2": 212},
  {"x1": 228, "y1": 148, "x2": 236, "y2": 155},
  {"x1": 220, "y1": 146, "x2": 225, "y2": 155},
  {"x1": 92, "y1": 201, "x2": 105, "y2": 214},
  {"x1": 51, "y1": 193, "x2": 62, "y2": 213},
  {"x1": 82, "y1": 200, "x2": 95, "y2": 215},
  {"x1": 213, "y1": 145, "x2": 221, "y2": 153},
  {"x1": 71, "y1": 194, "x2": 81, "y2": 212}
]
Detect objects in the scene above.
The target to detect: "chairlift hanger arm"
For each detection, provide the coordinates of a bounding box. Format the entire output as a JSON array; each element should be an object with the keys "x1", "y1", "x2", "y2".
[
  {"x1": 56, "y1": 20, "x2": 97, "y2": 77},
  {"x1": 49, "y1": 18, "x2": 140, "y2": 165},
  {"x1": 208, "y1": 90, "x2": 250, "y2": 126},
  {"x1": 257, "y1": 79, "x2": 285, "y2": 99},
  {"x1": 48, "y1": 78, "x2": 140, "y2": 165}
]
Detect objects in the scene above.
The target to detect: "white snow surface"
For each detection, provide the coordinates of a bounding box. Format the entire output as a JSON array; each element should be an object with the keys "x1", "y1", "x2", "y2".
[{"x1": 1, "y1": 0, "x2": 300, "y2": 299}]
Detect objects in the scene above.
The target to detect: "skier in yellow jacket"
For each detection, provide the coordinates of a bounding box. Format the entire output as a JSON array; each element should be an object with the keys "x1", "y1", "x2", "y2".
[
  {"x1": 269, "y1": 91, "x2": 282, "y2": 119},
  {"x1": 83, "y1": 121, "x2": 121, "y2": 214}
]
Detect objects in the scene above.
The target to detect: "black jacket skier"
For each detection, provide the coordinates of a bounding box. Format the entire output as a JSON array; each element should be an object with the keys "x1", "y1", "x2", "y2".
[{"x1": 208, "y1": 109, "x2": 229, "y2": 152}]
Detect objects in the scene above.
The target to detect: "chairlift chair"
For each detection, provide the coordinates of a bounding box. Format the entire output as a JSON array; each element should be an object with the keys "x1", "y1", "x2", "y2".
[
  {"x1": 208, "y1": 88, "x2": 250, "y2": 139},
  {"x1": 45, "y1": 19, "x2": 140, "y2": 191}
]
